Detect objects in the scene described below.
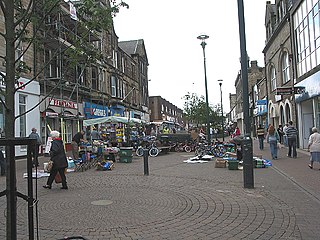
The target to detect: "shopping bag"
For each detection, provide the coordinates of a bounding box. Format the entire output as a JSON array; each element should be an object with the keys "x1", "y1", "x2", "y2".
[
  {"x1": 55, "y1": 172, "x2": 62, "y2": 183},
  {"x1": 46, "y1": 160, "x2": 53, "y2": 172}
]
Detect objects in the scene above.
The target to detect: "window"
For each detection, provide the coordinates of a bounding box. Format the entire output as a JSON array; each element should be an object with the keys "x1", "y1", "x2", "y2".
[
  {"x1": 294, "y1": 0, "x2": 320, "y2": 77},
  {"x1": 112, "y1": 50, "x2": 118, "y2": 69},
  {"x1": 111, "y1": 76, "x2": 116, "y2": 97},
  {"x1": 282, "y1": 52, "x2": 290, "y2": 83},
  {"x1": 117, "y1": 78, "x2": 122, "y2": 99},
  {"x1": 65, "y1": 120, "x2": 72, "y2": 143},
  {"x1": 131, "y1": 63, "x2": 136, "y2": 78},
  {"x1": 91, "y1": 67, "x2": 98, "y2": 90},
  {"x1": 76, "y1": 65, "x2": 86, "y2": 85},
  {"x1": 19, "y1": 95, "x2": 27, "y2": 150},
  {"x1": 270, "y1": 66, "x2": 277, "y2": 91},
  {"x1": 45, "y1": 49, "x2": 60, "y2": 78}
]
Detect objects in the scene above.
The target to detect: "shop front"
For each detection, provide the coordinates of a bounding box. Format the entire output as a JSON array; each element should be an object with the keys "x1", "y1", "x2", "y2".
[
  {"x1": 40, "y1": 97, "x2": 83, "y2": 152},
  {"x1": 295, "y1": 75, "x2": 320, "y2": 149},
  {"x1": 254, "y1": 99, "x2": 268, "y2": 129}
]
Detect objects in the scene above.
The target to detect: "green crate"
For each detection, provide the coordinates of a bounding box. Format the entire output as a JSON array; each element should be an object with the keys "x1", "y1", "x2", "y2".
[
  {"x1": 119, "y1": 156, "x2": 132, "y2": 163},
  {"x1": 228, "y1": 160, "x2": 239, "y2": 170},
  {"x1": 119, "y1": 147, "x2": 133, "y2": 157}
]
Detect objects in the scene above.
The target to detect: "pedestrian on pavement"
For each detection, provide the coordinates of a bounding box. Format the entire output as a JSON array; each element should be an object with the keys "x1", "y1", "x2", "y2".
[
  {"x1": 90, "y1": 127, "x2": 100, "y2": 141},
  {"x1": 283, "y1": 123, "x2": 289, "y2": 147},
  {"x1": 43, "y1": 130, "x2": 68, "y2": 190},
  {"x1": 285, "y1": 121, "x2": 298, "y2": 158},
  {"x1": 71, "y1": 130, "x2": 85, "y2": 160},
  {"x1": 0, "y1": 149, "x2": 5, "y2": 176},
  {"x1": 28, "y1": 128, "x2": 42, "y2": 167},
  {"x1": 232, "y1": 126, "x2": 240, "y2": 138},
  {"x1": 307, "y1": 127, "x2": 320, "y2": 169},
  {"x1": 256, "y1": 124, "x2": 265, "y2": 150},
  {"x1": 277, "y1": 125, "x2": 284, "y2": 144},
  {"x1": 214, "y1": 128, "x2": 219, "y2": 141},
  {"x1": 267, "y1": 125, "x2": 279, "y2": 160}
]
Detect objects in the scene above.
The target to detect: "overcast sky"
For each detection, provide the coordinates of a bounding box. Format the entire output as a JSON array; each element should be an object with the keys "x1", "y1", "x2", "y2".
[{"x1": 113, "y1": 0, "x2": 272, "y2": 112}]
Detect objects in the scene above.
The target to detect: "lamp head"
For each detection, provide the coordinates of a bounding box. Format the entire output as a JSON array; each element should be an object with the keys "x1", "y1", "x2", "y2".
[{"x1": 197, "y1": 34, "x2": 209, "y2": 40}]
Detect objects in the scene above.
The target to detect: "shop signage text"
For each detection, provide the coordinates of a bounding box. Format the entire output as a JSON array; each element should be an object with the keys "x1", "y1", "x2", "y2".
[{"x1": 49, "y1": 98, "x2": 78, "y2": 109}]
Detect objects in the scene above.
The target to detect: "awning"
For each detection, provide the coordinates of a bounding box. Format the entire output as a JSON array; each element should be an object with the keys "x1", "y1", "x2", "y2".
[{"x1": 83, "y1": 116, "x2": 146, "y2": 126}]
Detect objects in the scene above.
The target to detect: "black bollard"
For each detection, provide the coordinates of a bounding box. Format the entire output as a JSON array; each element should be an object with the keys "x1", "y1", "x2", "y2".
[{"x1": 143, "y1": 148, "x2": 149, "y2": 176}]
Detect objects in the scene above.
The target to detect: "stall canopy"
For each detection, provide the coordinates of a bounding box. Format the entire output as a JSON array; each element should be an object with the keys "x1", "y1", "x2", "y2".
[{"x1": 83, "y1": 116, "x2": 146, "y2": 126}]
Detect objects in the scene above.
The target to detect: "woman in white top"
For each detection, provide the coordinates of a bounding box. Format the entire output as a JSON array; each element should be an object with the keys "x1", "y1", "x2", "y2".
[{"x1": 308, "y1": 127, "x2": 320, "y2": 169}]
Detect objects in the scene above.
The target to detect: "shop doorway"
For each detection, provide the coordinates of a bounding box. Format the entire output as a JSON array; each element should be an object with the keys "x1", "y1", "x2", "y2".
[{"x1": 302, "y1": 113, "x2": 313, "y2": 148}]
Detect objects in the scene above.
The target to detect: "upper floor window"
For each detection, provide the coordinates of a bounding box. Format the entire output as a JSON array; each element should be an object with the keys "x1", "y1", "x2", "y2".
[
  {"x1": 45, "y1": 49, "x2": 60, "y2": 79},
  {"x1": 277, "y1": 0, "x2": 286, "y2": 23},
  {"x1": 111, "y1": 76, "x2": 117, "y2": 97},
  {"x1": 294, "y1": 0, "x2": 320, "y2": 77},
  {"x1": 270, "y1": 66, "x2": 277, "y2": 91},
  {"x1": 112, "y1": 50, "x2": 118, "y2": 69},
  {"x1": 281, "y1": 51, "x2": 290, "y2": 84}
]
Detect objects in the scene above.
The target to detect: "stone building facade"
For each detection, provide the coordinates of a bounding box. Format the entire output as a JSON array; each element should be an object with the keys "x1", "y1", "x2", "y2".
[{"x1": 263, "y1": 0, "x2": 296, "y2": 133}]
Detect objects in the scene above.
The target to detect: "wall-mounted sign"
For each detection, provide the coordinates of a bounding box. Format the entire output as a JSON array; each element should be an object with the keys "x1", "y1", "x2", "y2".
[
  {"x1": 276, "y1": 87, "x2": 293, "y2": 95},
  {"x1": 49, "y1": 98, "x2": 78, "y2": 109},
  {"x1": 84, "y1": 102, "x2": 108, "y2": 119}
]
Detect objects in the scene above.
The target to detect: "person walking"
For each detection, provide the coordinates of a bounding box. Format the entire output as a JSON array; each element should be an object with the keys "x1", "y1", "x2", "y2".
[
  {"x1": 43, "y1": 130, "x2": 68, "y2": 189},
  {"x1": 267, "y1": 125, "x2": 279, "y2": 160},
  {"x1": 307, "y1": 127, "x2": 320, "y2": 169},
  {"x1": 285, "y1": 121, "x2": 298, "y2": 158},
  {"x1": 28, "y1": 128, "x2": 42, "y2": 167},
  {"x1": 71, "y1": 130, "x2": 85, "y2": 160},
  {"x1": 277, "y1": 125, "x2": 284, "y2": 144},
  {"x1": 282, "y1": 123, "x2": 289, "y2": 147},
  {"x1": 256, "y1": 124, "x2": 265, "y2": 150}
]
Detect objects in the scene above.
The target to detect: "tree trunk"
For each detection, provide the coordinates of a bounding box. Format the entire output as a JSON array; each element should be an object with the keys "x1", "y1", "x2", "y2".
[{"x1": 4, "y1": 1, "x2": 18, "y2": 239}]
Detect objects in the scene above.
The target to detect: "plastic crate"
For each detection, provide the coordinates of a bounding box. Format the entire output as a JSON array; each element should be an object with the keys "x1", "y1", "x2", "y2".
[
  {"x1": 228, "y1": 160, "x2": 239, "y2": 170},
  {"x1": 119, "y1": 147, "x2": 133, "y2": 157}
]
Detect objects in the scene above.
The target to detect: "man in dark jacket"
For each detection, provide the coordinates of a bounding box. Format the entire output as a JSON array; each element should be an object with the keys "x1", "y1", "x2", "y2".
[
  {"x1": 28, "y1": 128, "x2": 42, "y2": 167},
  {"x1": 43, "y1": 130, "x2": 68, "y2": 189},
  {"x1": 71, "y1": 130, "x2": 84, "y2": 160},
  {"x1": 285, "y1": 121, "x2": 298, "y2": 158}
]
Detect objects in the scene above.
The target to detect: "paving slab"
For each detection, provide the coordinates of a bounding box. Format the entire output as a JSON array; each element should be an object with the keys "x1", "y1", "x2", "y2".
[{"x1": 0, "y1": 138, "x2": 319, "y2": 239}]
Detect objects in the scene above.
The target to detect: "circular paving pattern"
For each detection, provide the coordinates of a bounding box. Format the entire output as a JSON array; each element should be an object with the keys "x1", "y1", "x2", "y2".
[{"x1": 8, "y1": 172, "x2": 300, "y2": 240}]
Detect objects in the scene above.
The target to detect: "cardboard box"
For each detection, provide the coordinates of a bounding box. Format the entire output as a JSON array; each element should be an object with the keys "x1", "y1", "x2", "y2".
[{"x1": 215, "y1": 158, "x2": 226, "y2": 168}]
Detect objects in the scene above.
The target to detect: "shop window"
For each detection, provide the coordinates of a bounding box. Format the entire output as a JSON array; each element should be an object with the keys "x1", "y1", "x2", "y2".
[{"x1": 65, "y1": 120, "x2": 72, "y2": 143}]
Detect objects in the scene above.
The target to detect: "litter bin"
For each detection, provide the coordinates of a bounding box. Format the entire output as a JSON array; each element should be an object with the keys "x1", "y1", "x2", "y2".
[{"x1": 119, "y1": 147, "x2": 133, "y2": 163}]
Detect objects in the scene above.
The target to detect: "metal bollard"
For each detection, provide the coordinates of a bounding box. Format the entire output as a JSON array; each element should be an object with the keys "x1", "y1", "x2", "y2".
[
  {"x1": 143, "y1": 148, "x2": 149, "y2": 176},
  {"x1": 242, "y1": 135, "x2": 254, "y2": 188}
]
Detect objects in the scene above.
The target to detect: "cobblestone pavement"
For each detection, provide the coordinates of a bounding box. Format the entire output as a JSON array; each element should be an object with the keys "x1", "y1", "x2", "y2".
[{"x1": 0, "y1": 138, "x2": 319, "y2": 239}]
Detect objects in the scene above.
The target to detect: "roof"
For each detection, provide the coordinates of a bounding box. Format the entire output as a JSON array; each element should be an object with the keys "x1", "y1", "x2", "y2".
[{"x1": 118, "y1": 39, "x2": 149, "y2": 64}]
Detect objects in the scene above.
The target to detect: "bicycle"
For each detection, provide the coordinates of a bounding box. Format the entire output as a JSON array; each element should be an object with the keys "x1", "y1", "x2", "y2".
[{"x1": 135, "y1": 136, "x2": 159, "y2": 157}]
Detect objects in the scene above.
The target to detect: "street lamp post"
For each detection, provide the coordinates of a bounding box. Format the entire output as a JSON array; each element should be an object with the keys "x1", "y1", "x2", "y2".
[
  {"x1": 218, "y1": 79, "x2": 224, "y2": 142},
  {"x1": 197, "y1": 34, "x2": 211, "y2": 144},
  {"x1": 237, "y1": 0, "x2": 254, "y2": 189}
]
